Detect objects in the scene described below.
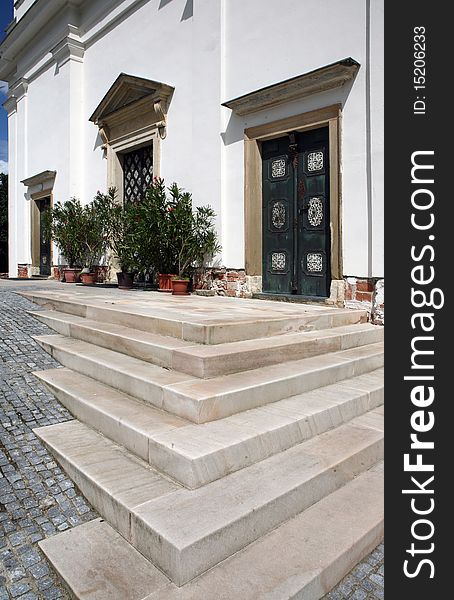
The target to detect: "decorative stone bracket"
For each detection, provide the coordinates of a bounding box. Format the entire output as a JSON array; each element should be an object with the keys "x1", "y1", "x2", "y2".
[{"x1": 3, "y1": 77, "x2": 28, "y2": 114}]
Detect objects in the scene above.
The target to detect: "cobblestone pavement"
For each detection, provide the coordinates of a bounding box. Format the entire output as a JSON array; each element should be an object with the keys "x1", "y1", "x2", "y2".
[
  {"x1": 324, "y1": 543, "x2": 384, "y2": 599},
  {"x1": 0, "y1": 285, "x2": 98, "y2": 600},
  {"x1": 0, "y1": 281, "x2": 384, "y2": 599}
]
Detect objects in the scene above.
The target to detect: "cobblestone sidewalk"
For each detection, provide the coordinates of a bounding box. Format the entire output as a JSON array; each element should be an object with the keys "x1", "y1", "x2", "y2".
[
  {"x1": 0, "y1": 283, "x2": 384, "y2": 599},
  {"x1": 0, "y1": 287, "x2": 97, "y2": 599}
]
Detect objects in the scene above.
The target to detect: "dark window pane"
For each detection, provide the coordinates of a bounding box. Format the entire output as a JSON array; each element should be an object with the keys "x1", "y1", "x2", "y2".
[{"x1": 123, "y1": 145, "x2": 153, "y2": 202}]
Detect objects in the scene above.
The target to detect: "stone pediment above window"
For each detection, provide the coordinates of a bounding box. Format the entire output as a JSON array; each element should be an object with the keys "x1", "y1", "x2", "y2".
[
  {"x1": 89, "y1": 73, "x2": 174, "y2": 141},
  {"x1": 222, "y1": 58, "x2": 360, "y2": 116},
  {"x1": 21, "y1": 170, "x2": 56, "y2": 196}
]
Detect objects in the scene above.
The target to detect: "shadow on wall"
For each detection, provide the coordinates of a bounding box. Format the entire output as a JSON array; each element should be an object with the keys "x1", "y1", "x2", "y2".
[
  {"x1": 221, "y1": 79, "x2": 357, "y2": 147},
  {"x1": 159, "y1": 0, "x2": 193, "y2": 21}
]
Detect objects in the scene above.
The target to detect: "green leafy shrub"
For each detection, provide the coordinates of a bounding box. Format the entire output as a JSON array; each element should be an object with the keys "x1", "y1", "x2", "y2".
[
  {"x1": 43, "y1": 198, "x2": 85, "y2": 268},
  {"x1": 137, "y1": 178, "x2": 221, "y2": 278}
]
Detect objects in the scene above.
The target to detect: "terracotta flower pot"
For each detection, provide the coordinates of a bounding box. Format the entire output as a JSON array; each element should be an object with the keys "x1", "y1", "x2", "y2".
[
  {"x1": 158, "y1": 273, "x2": 177, "y2": 292},
  {"x1": 117, "y1": 271, "x2": 134, "y2": 290},
  {"x1": 171, "y1": 279, "x2": 190, "y2": 296},
  {"x1": 63, "y1": 268, "x2": 81, "y2": 283},
  {"x1": 80, "y1": 272, "x2": 97, "y2": 286}
]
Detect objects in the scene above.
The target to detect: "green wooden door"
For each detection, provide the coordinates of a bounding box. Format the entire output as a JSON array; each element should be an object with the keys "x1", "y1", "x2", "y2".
[
  {"x1": 262, "y1": 127, "x2": 330, "y2": 297},
  {"x1": 39, "y1": 197, "x2": 51, "y2": 276},
  {"x1": 262, "y1": 136, "x2": 294, "y2": 294}
]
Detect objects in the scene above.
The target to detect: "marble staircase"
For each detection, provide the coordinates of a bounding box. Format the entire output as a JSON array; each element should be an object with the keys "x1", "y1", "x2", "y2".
[{"x1": 21, "y1": 289, "x2": 384, "y2": 600}]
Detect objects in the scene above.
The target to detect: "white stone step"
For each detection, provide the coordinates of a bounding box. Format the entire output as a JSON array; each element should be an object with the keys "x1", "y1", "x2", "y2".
[
  {"x1": 33, "y1": 334, "x2": 197, "y2": 411},
  {"x1": 30, "y1": 308, "x2": 382, "y2": 377},
  {"x1": 34, "y1": 334, "x2": 383, "y2": 423},
  {"x1": 34, "y1": 368, "x2": 189, "y2": 466},
  {"x1": 39, "y1": 463, "x2": 383, "y2": 599},
  {"x1": 171, "y1": 322, "x2": 383, "y2": 378},
  {"x1": 35, "y1": 420, "x2": 180, "y2": 540},
  {"x1": 35, "y1": 412, "x2": 383, "y2": 586},
  {"x1": 29, "y1": 309, "x2": 195, "y2": 369},
  {"x1": 163, "y1": 342, "x2": 384, "y2": 422},
  {"x1": 39, "y1": 518, "x2": 170, "y2": 600},
  {"x1": 35, "y1": 366, "x2": 383, "y2": 488},
  {"x1": 22, "y1": 290, "x2": 368, "y2": 344}
]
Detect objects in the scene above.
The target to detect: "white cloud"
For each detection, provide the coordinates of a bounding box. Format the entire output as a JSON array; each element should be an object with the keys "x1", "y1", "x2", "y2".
[
  {"x1": 0, "y1": 81, "x2": 8, "y2": 95},
  {"x1": 0, "y1": 160, "x2": 8, "y2": 174}
]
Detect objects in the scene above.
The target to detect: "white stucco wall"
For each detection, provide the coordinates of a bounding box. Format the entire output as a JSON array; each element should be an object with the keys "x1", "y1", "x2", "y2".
[
  {"x1": 370, "y1": 0, "x2": 384, "y2": 278},
  {"x1": 222, "y1": 0, "x2": 382, "y2": 276},
  {"x1": 4, "y1": 0, "x2": 384, "y2": 279}
]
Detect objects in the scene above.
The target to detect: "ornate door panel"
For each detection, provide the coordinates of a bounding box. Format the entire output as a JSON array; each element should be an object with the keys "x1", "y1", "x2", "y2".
[
  {"x1": 297, "y1": 128, "x2": 330, "y2": 297},
  {"x1": 262, "y1": 128, "x2": 331, "y2": 297},
  {"x1": 39, "y1": 197, "x2": 51, "y2": 276},
  {"x1": 262, "y1": 137, "x2": 294, "y2": 294}
]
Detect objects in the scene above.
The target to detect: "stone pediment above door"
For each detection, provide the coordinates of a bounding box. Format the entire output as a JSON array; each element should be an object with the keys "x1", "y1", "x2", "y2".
[{"x1": 89, "y1": 73, "x2": 174, "y2": 141}]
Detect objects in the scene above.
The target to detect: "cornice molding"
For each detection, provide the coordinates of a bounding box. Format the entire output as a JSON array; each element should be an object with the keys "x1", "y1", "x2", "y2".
[
  {"x1": 51, "y1": 26, "x2": 85, "y2": 69},
  {"x1": 223, "y1": 58, "x2": 360, "y2": 116},
  {"x1": 21, "y1": 170, "x2": 56, "y2": 190},
  {"x1": 3, "y1": 77, "x2": 29, "y2": 114}
]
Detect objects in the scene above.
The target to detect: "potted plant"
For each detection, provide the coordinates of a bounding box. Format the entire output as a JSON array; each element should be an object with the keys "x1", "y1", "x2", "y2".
[
  {"x1": 97, "y1": 188, "x2": 140, "y2": 289},
  {"x1": 79, "y1": 200, "x2": 109, "y2": 285},
  {"x1": 137, "y1": 179, "x2": 178, "y2": 291},
  {"x1": 43, "y1": 198, "x2": 84, "y2": 282},
  {"x1": 172, "y1": 201, "x2": 220, "y2": 295},
  {"x1": 138, "y1": 179, "x2": 220, "y2": 295}
]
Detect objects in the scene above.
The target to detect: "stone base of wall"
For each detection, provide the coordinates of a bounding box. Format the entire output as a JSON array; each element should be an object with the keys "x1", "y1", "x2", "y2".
[
  {"x1": 195, "y1": 269, "x2": 384, "y2": 325},
  {"x1": 17, "y1": 264, "x2": 31, "y2": 278},
  {"x1": 194, "y1": 268, "x2": 251, "y2": 298},
  {"x1": 345, "y1": 277, "x2": 384, "y2": 325},
  {"x1": 51, "y1": 265, "x2": 108, "y2": 283},
  {"x1": 52, "y1": 266, "x2": 62, "y2": 281}
]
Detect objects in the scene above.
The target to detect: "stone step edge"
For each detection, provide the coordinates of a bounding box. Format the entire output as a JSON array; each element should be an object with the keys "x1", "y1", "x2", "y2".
[
  {"x1": 39, "y1": 462, "x2": 384, "y2": 600},
  {"x1": 21, "y1": 290, "x2": 368, "y2": 344},
  {"x1": 129, "y1": 413, "x2": 384, "y2": 585},
  {"x1": 34, "y1": 366, "x2": 384, "y2": 488},
  {"x1": 29, "y1": 308, "x2": 382, "y2": 378},
  {"x1": 34, "y1": 413, "x2": 383, "y2": 586},
  {"x1": 34, "y1": 333, "x2": 383, "y2": 423}
]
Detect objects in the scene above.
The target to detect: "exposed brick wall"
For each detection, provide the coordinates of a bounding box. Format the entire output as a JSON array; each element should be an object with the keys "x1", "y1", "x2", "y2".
[
  {"x1": 17, "y1": 264, "x2": 30, "y2": 279},
  {"x1": 52, "y1": 266, "x2": 62, "y2": 281},
  {"x1": 94, "y1": 265, "x2": 108, "y2": 283},
  {"x1": 52, "y1": 265, "x2": 108, "y2": 283},
  {"x1": 194, "y1": 268, "x2": 250, "y2": 298},
  {"x1": 345, "y1": 277, "x2": 384, "y2": 325}
]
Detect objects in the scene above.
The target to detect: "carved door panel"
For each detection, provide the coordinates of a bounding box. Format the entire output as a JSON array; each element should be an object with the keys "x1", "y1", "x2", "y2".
[
  {"x1": 262, "y1": 128, "x2": 331, "y2": 297},
  {"x1": 39, "y1": 197, "x2": 51, "y2": 276},
  {"x1": 262, "y1": 137, "x2": 294, "y2": 295}
]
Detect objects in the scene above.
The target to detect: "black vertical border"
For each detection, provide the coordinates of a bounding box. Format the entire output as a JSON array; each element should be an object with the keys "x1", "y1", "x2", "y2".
[{"x1": 386, "y1": 3, "x2": 452, "y2": 597}]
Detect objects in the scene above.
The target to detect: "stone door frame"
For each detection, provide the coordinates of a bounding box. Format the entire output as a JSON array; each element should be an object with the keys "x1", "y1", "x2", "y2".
[
  {"x1": 244, "y1": 104, "x2": 342, "y2": 283},
  {"x1": 31, "y1": 191, "x2": 53, "y2": 276}
]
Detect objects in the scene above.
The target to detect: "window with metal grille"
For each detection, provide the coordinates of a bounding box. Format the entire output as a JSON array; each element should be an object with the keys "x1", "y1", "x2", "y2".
[{"x1": 122, "y1": 145, "x2": 153, "y2": 202}]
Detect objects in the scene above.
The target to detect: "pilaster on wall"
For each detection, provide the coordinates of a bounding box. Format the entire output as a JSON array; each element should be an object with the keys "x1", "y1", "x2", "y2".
[
  {"x1": 51, "y1": 25, "x2": 85, "y2": 201},
  {"x1": 5, "y1": 78, "x2": 29, "y2": 276}
]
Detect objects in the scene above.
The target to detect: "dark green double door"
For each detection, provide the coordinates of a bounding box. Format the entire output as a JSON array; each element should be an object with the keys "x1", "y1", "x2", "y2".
[
  {"x1": 262, "y1": 127, "x2": 330, "y2": 298},
  {"x1": 39, "y1": 197, "x2": 51, "y2": 276}
]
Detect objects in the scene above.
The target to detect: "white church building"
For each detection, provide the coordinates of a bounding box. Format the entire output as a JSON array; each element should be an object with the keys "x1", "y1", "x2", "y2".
[{"x1": 0, "y1": 0, "x2": 383, "y2": 310}]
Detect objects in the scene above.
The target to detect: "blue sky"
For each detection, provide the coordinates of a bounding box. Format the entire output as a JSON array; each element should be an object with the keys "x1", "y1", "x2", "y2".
[{"x1": 0, "y1": 0, "x2": 14, "y2": 174}]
